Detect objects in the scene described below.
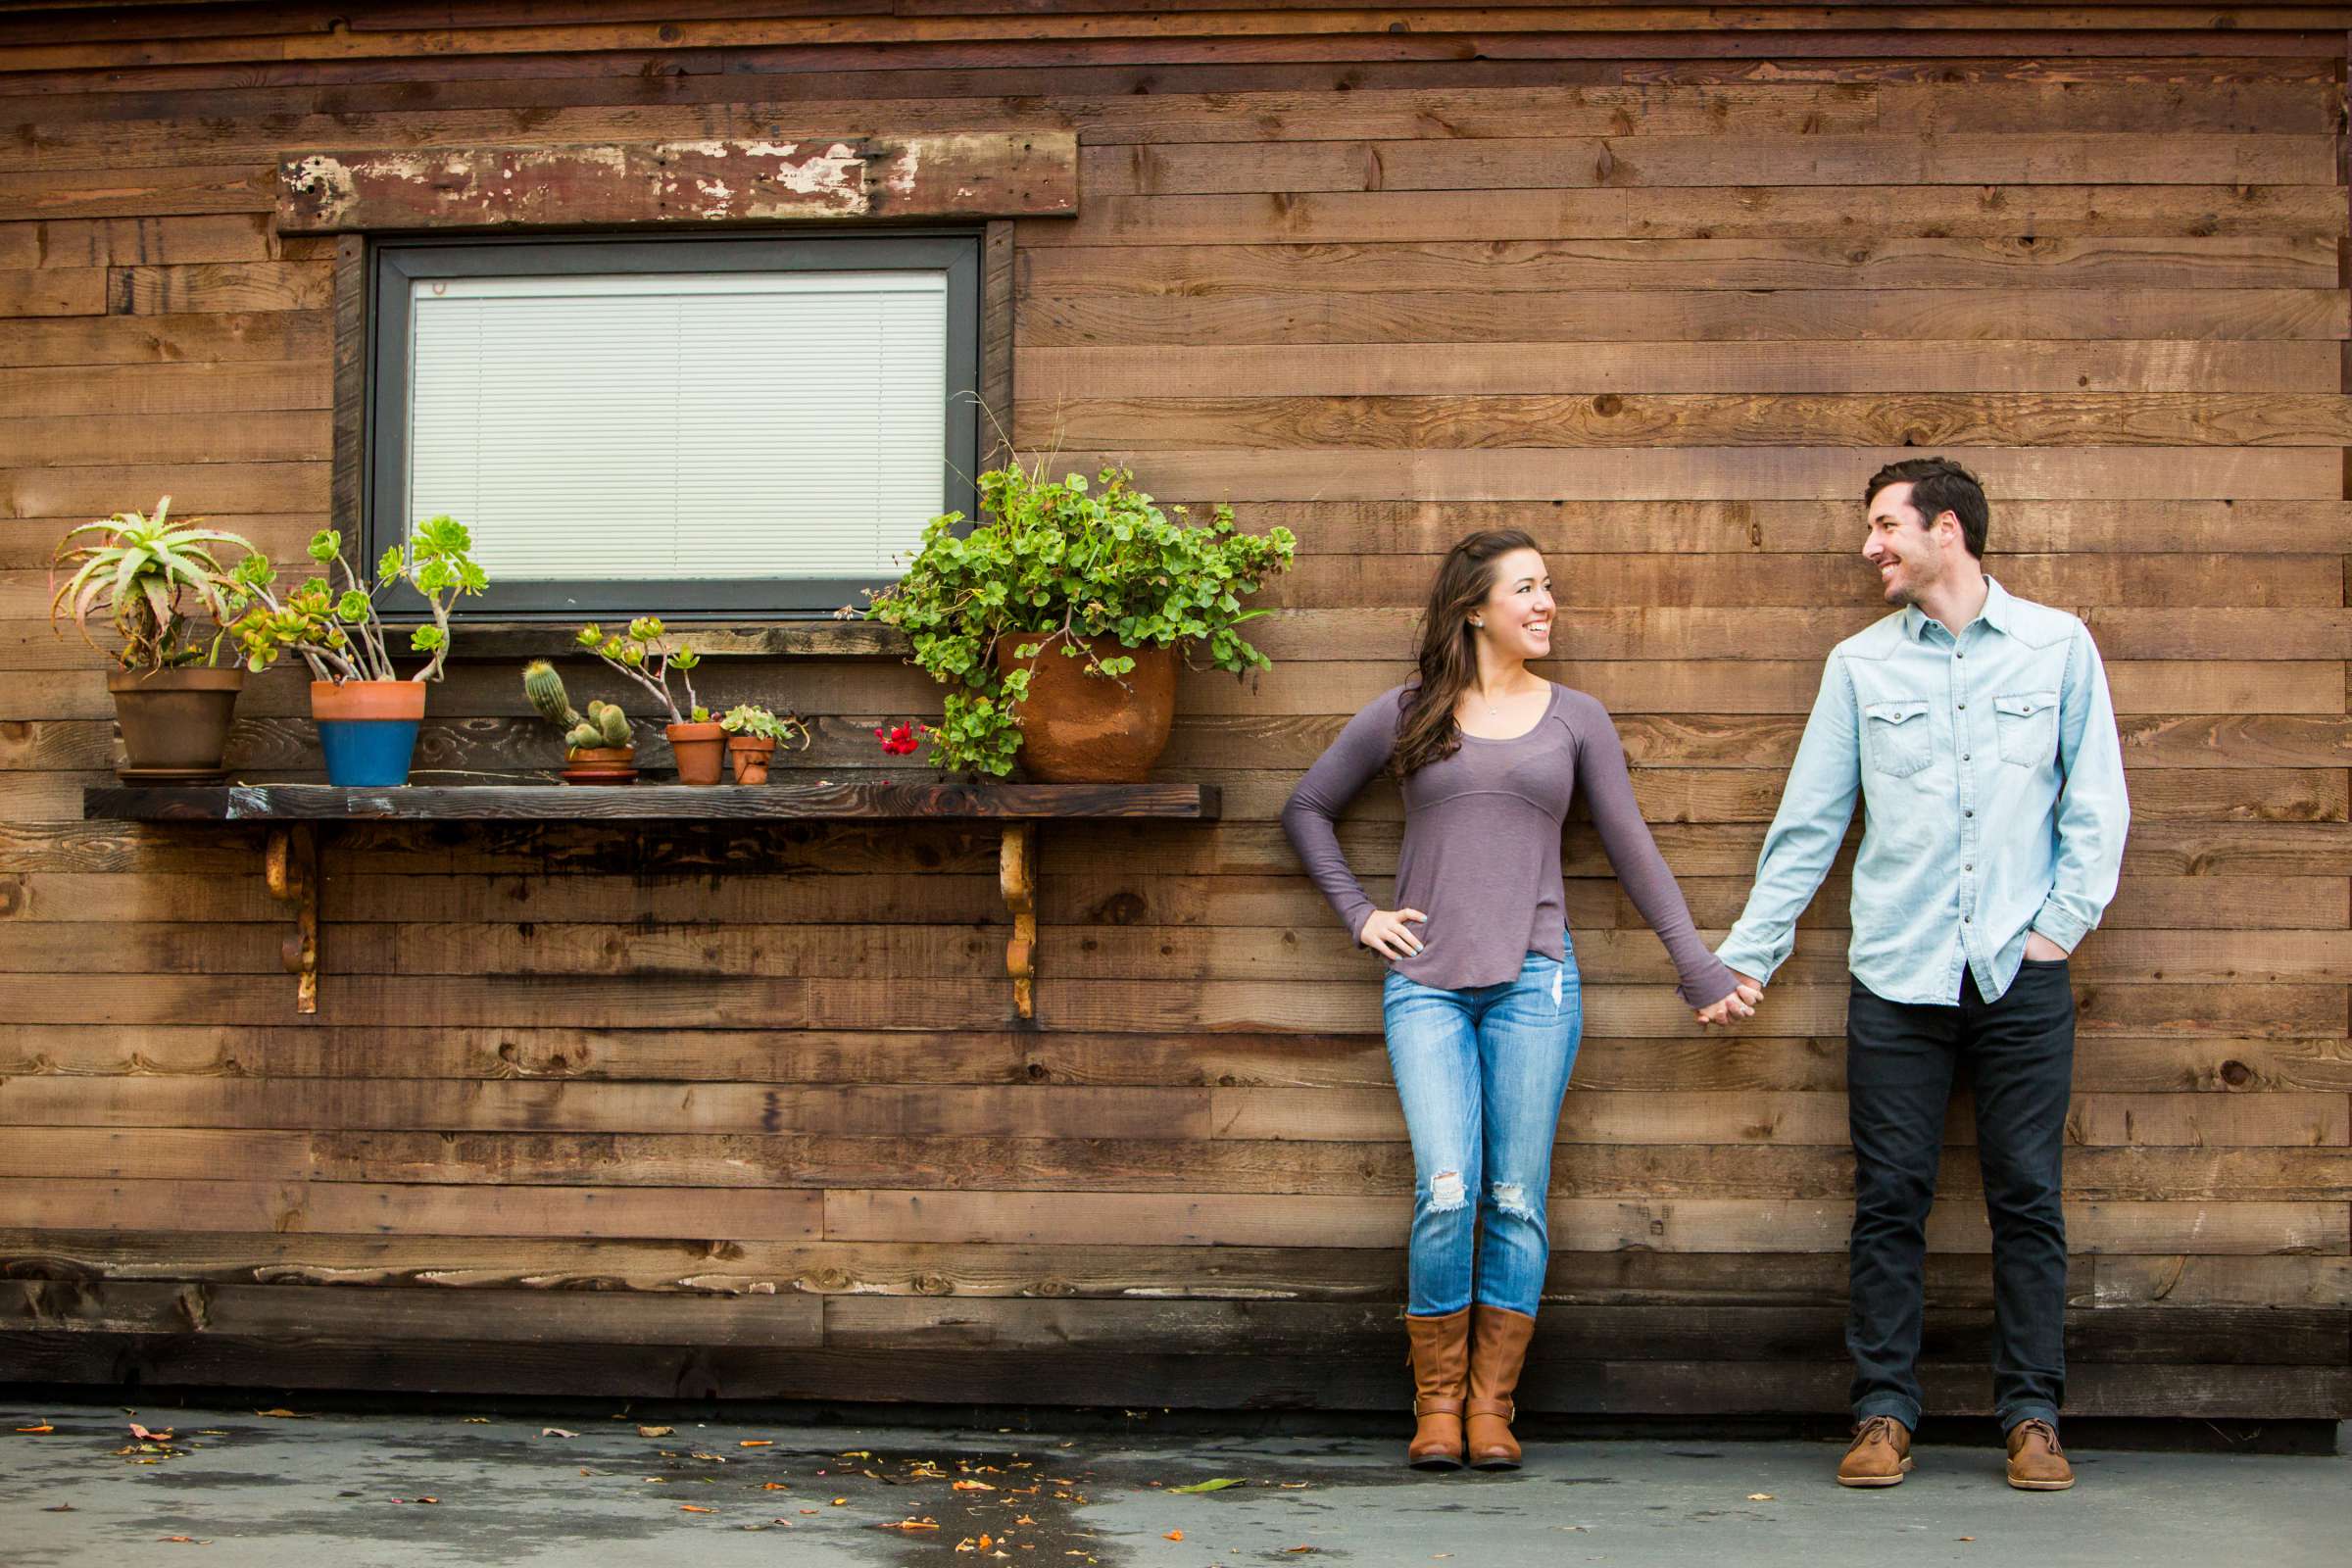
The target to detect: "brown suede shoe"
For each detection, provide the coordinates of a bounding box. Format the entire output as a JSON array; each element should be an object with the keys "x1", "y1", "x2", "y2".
[
  {"x1": 1464, "y1": 1305, "x2": 1537, "y2": 1470},
  {"x1": 1836, "y1": 1415, "x2": 1914, "y2": 1488},
  {"x1": 2006, "y1": 1419, "x2": 2075, "y2": 1491},
  {"x1": 1403, "y1": 1307, "x2": 1471, "y2": 1470}
]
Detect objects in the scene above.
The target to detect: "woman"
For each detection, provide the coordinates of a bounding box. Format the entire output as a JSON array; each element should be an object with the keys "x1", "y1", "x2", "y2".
[{"x1": 1281, "y1": 529, "x2": 1758, "y2": 1471}]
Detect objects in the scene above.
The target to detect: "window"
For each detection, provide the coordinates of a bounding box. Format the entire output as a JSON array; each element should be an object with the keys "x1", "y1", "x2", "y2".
[{"x1": 367, "y1": 231, "x2": 981, "y2": 617}]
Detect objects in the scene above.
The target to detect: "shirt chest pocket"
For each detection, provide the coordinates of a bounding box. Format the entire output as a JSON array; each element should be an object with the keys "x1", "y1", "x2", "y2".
[
  {"x1": 1863, "y1": 699, "x2": 1933, "y2": 778},
  {"x1": 1993, "y1": 690, "x2": 2059, "y2": 767}
]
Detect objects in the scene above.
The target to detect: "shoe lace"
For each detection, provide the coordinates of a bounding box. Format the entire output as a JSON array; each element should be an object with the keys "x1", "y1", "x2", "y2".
[
  {"x1": 1847, "y1": 1415, "x2": 1902, "y2": 1452},
  {"x1": 2016, "y1": 1419, "x2": 2063, "y2": 1455}
]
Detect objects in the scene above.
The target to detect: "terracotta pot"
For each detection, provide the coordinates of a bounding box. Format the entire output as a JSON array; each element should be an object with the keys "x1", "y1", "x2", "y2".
[
  {"x1": 311, "y1": 679, "x2": 425, "y2": 787},
  {"x1": 727, "y1": 736, "x2": 777, "y2": 786},
  {"x1": 666, "y1": 720, "x2": 726, "y2": 786},
  {"x1": 993, "y1": 632, "x2": 1176, "y2": 784},
  {"x1": 562, "y1": 746, "x2": 639, "y2": 787},
  {"x1": 107, "y1": 665, "x2": 244, "y2": 782}
]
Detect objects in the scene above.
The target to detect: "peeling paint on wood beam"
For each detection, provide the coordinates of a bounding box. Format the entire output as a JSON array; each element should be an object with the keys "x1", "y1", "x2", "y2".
[{"x1": 274, "y1": 133, "x2": 1077, "y2": 233}]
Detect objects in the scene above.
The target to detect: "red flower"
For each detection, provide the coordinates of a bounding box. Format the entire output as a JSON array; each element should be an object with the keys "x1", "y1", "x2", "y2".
[{"x1": 875, "y1": 722, "x2": 923, "y2": 757}]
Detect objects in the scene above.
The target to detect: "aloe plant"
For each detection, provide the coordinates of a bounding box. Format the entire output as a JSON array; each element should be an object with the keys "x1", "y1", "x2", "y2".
[{"x1": 48, "y1": 497, "x2": 257, "y2": 673}]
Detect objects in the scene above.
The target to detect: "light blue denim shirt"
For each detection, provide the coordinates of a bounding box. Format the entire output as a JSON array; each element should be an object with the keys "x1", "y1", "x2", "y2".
[{"x1": 1717, "y1": 577, "x2": 2130, "y2": 1006}]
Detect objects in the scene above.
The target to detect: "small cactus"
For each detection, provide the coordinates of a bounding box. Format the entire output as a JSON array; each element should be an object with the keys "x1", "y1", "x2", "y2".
[
  {"x1": 564, "y1": 699, "x2": 631, "y2": 751},
  {"x1": 521, "y1": 660, "x2": 580, "y2": 729}
]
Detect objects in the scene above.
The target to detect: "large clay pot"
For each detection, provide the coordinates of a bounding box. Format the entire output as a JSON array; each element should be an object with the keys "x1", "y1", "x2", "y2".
[
  {"x1": 993, "y1": 632, "x2": 1176, "y2": 784},
  {"x1": 107, "y1": 665, "x2": 244, "y2": 782},
  {"x1": 665, "y1": 720, "x2": 726, "y2": 786},
  {"x1": 311, "y1": 680, "x2": 424, "y2": 787}
]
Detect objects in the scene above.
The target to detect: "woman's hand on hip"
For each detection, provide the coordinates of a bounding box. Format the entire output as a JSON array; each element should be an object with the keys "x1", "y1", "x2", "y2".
[
  {"x1": 1358, "y1": 908, "x2": 1429, "y2": 960},
  {"x1": 1693, "y1": 973, "x2": 1764, "y2": 1028}
]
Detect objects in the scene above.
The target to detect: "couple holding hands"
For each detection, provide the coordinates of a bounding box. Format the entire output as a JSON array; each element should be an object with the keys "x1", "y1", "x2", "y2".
[{"x1": 1280, "y1": 458, "x2": 2131, "y2": 1492}]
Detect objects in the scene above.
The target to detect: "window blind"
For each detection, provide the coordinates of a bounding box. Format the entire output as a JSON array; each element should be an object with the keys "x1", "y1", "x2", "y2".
[{"x1": 406, "y1": 270, "x2": 950, "y2": 582}]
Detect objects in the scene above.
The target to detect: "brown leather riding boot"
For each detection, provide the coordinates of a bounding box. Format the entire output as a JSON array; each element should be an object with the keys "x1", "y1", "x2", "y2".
[
  {"x1": 2005, "y1": 1419, "x2": 2075, "y2": 1491},
  {"x1": 1463, "y1": 1304, "x2": 1537, "y2": 1470},
  {"x1": 1403, "y1": 1307, "x2": 1471, "y2": 1469},
  {"x1": 1836, "y1": 1415, "x2": 1914, "y2": 1488}
]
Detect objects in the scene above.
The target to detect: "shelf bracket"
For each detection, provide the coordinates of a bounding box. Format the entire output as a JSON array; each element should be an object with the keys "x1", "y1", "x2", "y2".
[
  {"x1": 264, "y1": 823, "x2": 320, "y2": 1014},
  {"x1": 1000, "y1": 822, "x2": 1037, "y2": 1020}
]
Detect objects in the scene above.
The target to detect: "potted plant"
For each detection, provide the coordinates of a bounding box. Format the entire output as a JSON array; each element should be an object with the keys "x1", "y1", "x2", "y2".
[
  {"x1": 861, "y1": 462, "x2": 1295, "y2": 780},
  {"x1": 228, "y1": 516, "x2": 486, "y2": 787},
  {"x1": 48, "y1": 497, "x2": 258, "y2": 782},
  {"x1": 575, "y1": 618, "x2": 719, "y2": 784},
  {"x1": 522, "y1": 660, "x2": 639, "y2": 785},
  {"x1": 717, "y1": 703, "x2": 808, "y2": 785}
]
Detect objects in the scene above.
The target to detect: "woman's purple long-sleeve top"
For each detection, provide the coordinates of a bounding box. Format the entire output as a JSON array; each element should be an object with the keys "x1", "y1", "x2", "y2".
[{"x1": 1279, "y1": 682, "x2": 1739, "y2": 1007}]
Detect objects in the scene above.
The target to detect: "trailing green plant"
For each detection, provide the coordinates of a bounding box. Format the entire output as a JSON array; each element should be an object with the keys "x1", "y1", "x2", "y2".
[
  {"x1": 718, "y1": 703, "x2": 809, "y2": 749},
  {"x1": 228, "y1": 516, "x2": 486, "y2": 683},
  {"x1": 48, "y1": 497, "x2": 259, "y2": 673},
  {"x1": 522, "y1": 660, "x2": 633, "y2": 751},
  {"x1": 575, "y1": 618, "x2": 707, "y2": 725},
  {"x1": 860, "y1": 462, "x2": 1295, "y2": 775}
]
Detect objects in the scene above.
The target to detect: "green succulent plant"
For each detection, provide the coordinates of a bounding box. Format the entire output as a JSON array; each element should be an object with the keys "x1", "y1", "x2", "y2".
[
  {"x1": 575, "y1": 617, "x2": 707, "y2": 725},
  {"x1": 228, "y1": 516, "x2": 487, "y2": 683},
  {"x1": 718, "y1": 703, "x2": 809, "y2": 748}
]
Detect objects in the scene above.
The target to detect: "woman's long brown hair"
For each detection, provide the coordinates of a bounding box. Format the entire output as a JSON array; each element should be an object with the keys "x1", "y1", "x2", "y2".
[{"x1": 1391, "y1": 528, "x2": 1542, "y2": 779}]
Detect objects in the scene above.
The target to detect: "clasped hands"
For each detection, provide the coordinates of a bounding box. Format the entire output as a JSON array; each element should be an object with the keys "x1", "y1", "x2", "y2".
[{"x1": 1695, "y1": 931, "x2": 2069, "y2": 1028}]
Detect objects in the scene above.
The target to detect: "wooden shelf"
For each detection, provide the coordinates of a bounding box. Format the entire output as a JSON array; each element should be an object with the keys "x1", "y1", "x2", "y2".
[
  {"x1": 83, "y1": 782, "x2": 1218, "y2": 823},
  {"x1": 84, "y1": 782, "x2": 1219, "y2": 1018}
]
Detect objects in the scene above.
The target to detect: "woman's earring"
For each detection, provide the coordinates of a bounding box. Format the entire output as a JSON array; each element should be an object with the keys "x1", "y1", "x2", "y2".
[{"x1": 1469, "y1": 618, "x2": 1483, "y2": 629}]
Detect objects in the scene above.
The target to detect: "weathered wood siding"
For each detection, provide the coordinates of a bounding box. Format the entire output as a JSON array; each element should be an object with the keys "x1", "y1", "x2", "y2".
[{"x1": 1, "y1": 3, "x2": 2347, "y2": 1417}]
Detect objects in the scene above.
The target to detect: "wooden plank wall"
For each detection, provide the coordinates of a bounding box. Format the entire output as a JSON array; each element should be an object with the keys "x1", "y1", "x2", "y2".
[{"x1": 1, "y1": 3, "x2": 2348, "y2": 1418}]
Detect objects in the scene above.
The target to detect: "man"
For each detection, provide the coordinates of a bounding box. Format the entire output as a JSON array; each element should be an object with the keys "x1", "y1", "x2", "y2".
[{"x1": 1701, "y1": 457, "x2": 2129, "y2": 1492}]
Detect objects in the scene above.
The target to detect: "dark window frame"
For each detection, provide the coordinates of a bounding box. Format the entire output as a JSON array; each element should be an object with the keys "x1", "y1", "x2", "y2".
[{"x1": 366, "y1": 228, "x2": 982, "y2": 620}]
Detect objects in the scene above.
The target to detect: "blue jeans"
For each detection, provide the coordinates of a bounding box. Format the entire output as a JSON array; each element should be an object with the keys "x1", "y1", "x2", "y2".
[{"x1": 1382, "y1": 942, "x2": 1584, "y2": 1318}]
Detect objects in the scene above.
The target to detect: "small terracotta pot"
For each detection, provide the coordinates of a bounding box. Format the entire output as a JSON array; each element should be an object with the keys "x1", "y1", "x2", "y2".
[
  {"x1": 311, "y1": 679, "x2": 425, "y2": 787},
  {"x1": 993, "y1": 632, "x2": 1176, "y2": 784},
  {"x1": 562, "y1": 746, "x2": 638, "y2": 786},
  {"x1": 727, "y1": 736, "x2": 777, "y2": 786},
  {"x1": 666, "y1": 720, "x2": 726, "y2": 786},
  {"x1": 108, "y1": 665, "x2": 244, "y2": 781}
]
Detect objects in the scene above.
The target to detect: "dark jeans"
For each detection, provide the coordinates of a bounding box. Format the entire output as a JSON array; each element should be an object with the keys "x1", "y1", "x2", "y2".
[{"x1": 1845, "y1": 961, "x2": 2075, "y2": 1434}]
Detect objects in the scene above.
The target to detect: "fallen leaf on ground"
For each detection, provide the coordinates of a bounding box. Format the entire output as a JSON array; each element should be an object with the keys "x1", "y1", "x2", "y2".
[
  {"x1": 1162, "y1": 1530, "x2": 1184, "y2": 1542},
  {"x1": 129, "y1": 1423, "x2": 173, "y2": 1441},
  {"x1": 255, "y1": 1408, "x2": 299, "y2": 1418},
  {"x1": 1959, "y1": 1538, "x2": 1975, "y2": 1544},
  {"x1": 739, "y1": 1440, "x2": 772, "y2": 1447},
  {"x1": 42, "y1": 1504, "x2": 74, "y2": 1512},
  {"x1": 1168, "y1": 1478, "x2": 1244, "y2": 1494},
  {"x1": 839, "y1": 1449, "x2": 871, "y2": 1458},
  {"x1": 16, "y1": 1425, "x2": 53, "y2": 1434},
  {"x1": 954, "y1": 1480, "x2": 996, "y2": 1492},
  {"x1": 638, "y1": 1425, "x2": 673, "y2": 1438},
  {"x1": 881, "y1": 1519, "x2": 941, "y2": 1531},
  {"x1": 462, "y1": 1417, "x2": 489, "y2": 1424},
  {"x1": 1747, "y1": 1493, "x2": 1776, "y2": 1501},
  {"x1": 159, "y1": 1538, "x2": 209, "y2": 1545},
  {"x1": 1015, "y1": 1515, "x2": 1036, "y2": 1526},
  {"x1": 540, "y1": 1428, "x2": 578, "y2": 1438},
  {"x1": 679, "y1": 1503, "x2": 715, "y2": 1513},
  {"x1": 762, "y1": 1482, "x2": 791, "y2": 1491}
]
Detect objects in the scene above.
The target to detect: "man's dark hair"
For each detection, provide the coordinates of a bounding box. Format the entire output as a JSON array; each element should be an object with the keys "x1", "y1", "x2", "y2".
[{"x1": 1864, "y1": 457, "x2": 1987, "y2": 559}]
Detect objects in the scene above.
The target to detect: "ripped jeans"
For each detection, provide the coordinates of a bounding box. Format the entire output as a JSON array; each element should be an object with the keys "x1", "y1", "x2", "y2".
[{"x1": 1382, "y1": 942, "x2": 1584, "y2": 1318}]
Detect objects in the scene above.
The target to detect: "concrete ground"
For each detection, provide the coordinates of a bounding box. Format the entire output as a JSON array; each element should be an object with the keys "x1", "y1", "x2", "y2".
[{"x1": 3, "y1": 1401, "x2": 2344, "y2": 1567}]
